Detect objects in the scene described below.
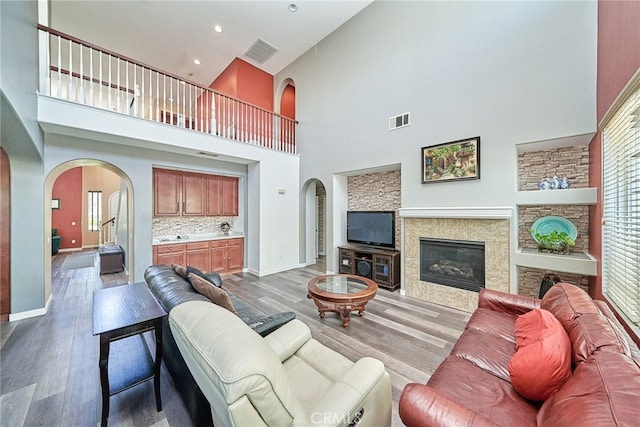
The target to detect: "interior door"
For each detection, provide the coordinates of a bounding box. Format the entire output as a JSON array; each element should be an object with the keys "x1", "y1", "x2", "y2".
[{"x1": 108, "y1": 191, "x2": 119, "y2": 244}]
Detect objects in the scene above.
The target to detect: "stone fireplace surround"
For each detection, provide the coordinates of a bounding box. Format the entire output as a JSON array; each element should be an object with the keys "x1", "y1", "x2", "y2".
[{"x1": 400, "y1": 207, "x2": 512, "y2": 312}]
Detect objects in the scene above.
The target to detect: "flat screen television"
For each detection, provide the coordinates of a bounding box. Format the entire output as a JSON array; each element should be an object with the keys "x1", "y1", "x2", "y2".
[{"x1": 347, "y1": 210, "x2": 395, "y2": 249}]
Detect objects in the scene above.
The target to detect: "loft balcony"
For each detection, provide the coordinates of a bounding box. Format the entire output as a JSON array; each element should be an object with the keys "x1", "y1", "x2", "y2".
[{"x1": 37, "y1": 25, "x2": 298, "y2": 154}]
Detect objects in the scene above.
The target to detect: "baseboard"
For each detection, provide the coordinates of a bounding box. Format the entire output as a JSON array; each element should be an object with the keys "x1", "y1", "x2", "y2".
[
  {"x1": 9, "y1": 294, "x2": 52, "y2": 321},
  {"x1": 58, "y1": 247, "x2": 82, "y2": 253},
  {"x1": 248, "y1": 263, "x2": 306, "y2": 277}
]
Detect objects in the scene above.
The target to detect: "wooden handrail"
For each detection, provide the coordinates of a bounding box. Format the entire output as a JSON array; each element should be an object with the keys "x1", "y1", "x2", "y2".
[
  {"x1": 49, "y1": 66, "x2": 134, "y2": 94},
  {"x1": 38, "y1": 24, "x2": 299, "y2": 123}
]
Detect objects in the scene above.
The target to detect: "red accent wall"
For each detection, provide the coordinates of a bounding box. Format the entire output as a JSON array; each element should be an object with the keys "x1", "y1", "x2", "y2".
[
  {"x1": 596, "y1": 1, "x2": 640, "y2": 123},
  {"x1": 52, "y1": 167, "x2": 83, "y2": 249},
  {"x1": 280, "y1": 84, "x2": 296, "y2": 119},
  {"x1": 211, "y1": 58, "x2": 274, "y2": 111},
  {"x1": 590, "y1": 0, "x2": 640, "y2": 343},
  {"x1": 210, "y1": 58, "x2": 275, "y2": 143}
]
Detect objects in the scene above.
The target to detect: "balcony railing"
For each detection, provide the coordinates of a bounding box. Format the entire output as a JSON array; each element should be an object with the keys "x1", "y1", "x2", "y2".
[{"x1": 37, "y1": 25, "x2": 297, "y2": 153}]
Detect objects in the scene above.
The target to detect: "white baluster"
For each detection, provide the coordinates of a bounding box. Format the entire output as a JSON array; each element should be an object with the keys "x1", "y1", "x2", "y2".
[
  {"x1": 67, "y1": 38, "x2": 72, "y2": 100},
  {"x1": 89, "y1": 47, "x2": 94, "y2": 106},
  {"x1": 79, "y1": 44, "x2": 84, "y2": 103},
  {"x1": 108, "y1": 55, "x2": 113, "y2": 111},
  {"x1": 57, "y1": 35, "x2": 62, "y2": 98}
]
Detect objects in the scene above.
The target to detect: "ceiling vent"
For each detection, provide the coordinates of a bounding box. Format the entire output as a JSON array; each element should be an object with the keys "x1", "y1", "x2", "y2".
[
  {"x1": 244, "y1": 39, "x2": 278, "y2": 64},
  {"x1": 389, "y1": 112, "x2": 410, "y2": 131}
]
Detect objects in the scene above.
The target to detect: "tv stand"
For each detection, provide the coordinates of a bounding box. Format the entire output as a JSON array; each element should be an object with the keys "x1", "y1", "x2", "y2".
[{"x1": 338, "y1": 244, "x2": 400, "y2": 291}]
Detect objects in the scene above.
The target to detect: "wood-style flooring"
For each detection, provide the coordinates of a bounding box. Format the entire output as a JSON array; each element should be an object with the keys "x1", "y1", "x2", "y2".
[{"x1": 1, "y1": 251, "x2": 470, "y2": 426}]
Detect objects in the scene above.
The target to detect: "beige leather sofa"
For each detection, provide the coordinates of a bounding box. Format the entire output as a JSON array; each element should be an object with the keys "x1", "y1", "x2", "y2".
[{"x1": 169, "y1": 300, "x2": 392, "y2": 427}]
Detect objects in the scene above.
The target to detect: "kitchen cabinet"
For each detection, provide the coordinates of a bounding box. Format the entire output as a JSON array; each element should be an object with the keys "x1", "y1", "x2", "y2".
[
  {"x1": 154, "y1": 168, "x2": 238, "y2": 217},
  {"x1": 222, "y1": 177, "x2": 239, "y2": 216},
  {"x1": 186, "y1": 241, "x2": 210, "y2": 272},
  {"x1": 153, "y1": 243, "x2": 185, "y2": 266},
  {"x1": 206, "y1": 175, "x2": 238, "y2": 216},
  {"x1": 210, "y1": 238, "x2": 244, "y2": 273},
  {"x1": 153, "y1": 169, "x2": 182, "y2": 216},
  {"x1": 182, "y1": 173, "x2": 206, "y2": 216},
  {"x1": 154, "y1": 237, "x2": 243, "y2": 274}
]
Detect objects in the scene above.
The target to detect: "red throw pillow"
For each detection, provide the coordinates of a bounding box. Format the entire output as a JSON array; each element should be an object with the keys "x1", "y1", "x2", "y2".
[{"x1": 508, "y1": 308, "x2": 571, "y2": 401}]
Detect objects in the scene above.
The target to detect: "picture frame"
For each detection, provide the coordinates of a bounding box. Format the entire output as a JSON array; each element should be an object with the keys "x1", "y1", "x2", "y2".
[
  {"x1": 51, "y1": 198, "x2": 61, "y2": 209},
  {"x1": 421, "y1": 136, "x2": 480, "y2": 184}
]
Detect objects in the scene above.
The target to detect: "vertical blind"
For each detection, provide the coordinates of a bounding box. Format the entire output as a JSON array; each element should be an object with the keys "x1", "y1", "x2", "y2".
[{"x1": 602, "y1": 86, "x2": 640, "y2": 327}]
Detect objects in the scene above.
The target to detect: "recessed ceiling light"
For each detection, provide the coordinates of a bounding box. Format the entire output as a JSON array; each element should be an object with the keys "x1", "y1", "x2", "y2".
[
  {"x1": 214, "y1": 24, "x2": 223, "y2": 33},
  {"x1": 193, "y1": 59, "x2": 201, "y2": 65},
  {"x1": 288, "y1": 3, "x2": 297, "y2": 12}
]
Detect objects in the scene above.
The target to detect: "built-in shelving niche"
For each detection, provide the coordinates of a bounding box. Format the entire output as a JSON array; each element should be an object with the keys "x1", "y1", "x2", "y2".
[{"x1": 515, "y1": 136, "x2": 595, "y2": 297}]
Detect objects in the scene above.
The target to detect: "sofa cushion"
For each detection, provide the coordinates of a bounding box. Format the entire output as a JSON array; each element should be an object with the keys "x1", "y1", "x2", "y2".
[
  {"x1": 172, "y1": 263, "x2": 188, "y2": 279},
  {"x1": 537, "y1": 350, "x2": 640, "y2": 426},
  {"x1": 465, "y1": 307, "x2": 517, "y2": 344},
  {"x1": 450, "y1": 328, "x2": 515, "y2": 382},
  {"x1": 509, "y1": 309, "x2": 571, "y2": 402},
  {"x1": 427, "y1": 356, "x2": 538, "y2": 426},
  {"x1": 541, "y1": 283, "x2": 631, "y2": 365},
  {"x1": 188, "y1": 273, "x2": 237, "y2": 314},
  {"x1": 187, "y1": 265, "x2": 223, "y2": 288}
]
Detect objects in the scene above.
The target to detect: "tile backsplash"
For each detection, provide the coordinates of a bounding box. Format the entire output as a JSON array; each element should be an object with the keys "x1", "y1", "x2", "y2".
[{"x1": 152, "y1": 216, "x2": 237, "y2": 237}]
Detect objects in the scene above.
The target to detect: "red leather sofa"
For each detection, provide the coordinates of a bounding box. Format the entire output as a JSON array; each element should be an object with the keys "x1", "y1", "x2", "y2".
[{"x1": 399, "y1": 283, "x2": 640, "y2": 426}]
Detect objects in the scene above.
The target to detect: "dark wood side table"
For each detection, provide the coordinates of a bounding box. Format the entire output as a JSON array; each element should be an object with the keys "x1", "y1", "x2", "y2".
[{"x1": 92, "y1": 283, "x2": 167, "y2": 427}]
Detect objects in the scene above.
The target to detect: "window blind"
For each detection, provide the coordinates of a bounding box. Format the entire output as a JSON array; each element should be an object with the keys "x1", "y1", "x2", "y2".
[{"x1": 602, "y1": 87, "x2": 640, "y2": 327}]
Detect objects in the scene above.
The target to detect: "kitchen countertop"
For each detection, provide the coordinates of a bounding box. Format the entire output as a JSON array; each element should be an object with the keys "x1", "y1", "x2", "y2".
[{"x1": 152, "y1": 231, "x2": 244, "y2": 246}]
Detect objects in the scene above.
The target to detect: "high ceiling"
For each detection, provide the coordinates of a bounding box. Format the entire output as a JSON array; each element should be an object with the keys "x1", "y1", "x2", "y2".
[{"x1": 49, "y1": 0, "x2": 373, "y2": 87}]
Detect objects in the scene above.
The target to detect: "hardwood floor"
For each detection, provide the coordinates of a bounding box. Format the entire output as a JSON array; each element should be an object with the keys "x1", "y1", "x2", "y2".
[{"x1": 1, "y1": 252, "x2": 470, "y2": 426}]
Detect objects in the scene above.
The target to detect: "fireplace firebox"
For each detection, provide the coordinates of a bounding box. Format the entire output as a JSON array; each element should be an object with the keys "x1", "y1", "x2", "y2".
[{"x1": 420, "y1": 238, "x2": 485, "y2": 292}]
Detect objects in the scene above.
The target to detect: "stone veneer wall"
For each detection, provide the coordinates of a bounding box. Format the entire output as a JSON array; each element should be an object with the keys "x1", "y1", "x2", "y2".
[
  {"x1": 347, "y1": 170, "x2": 401, "y2": 249},
  {"x1": 152, "y1": 216, "x2": 235, "y2": 237},
  {"x1": 404, "y1": 217, "x2": 510, "y2": 313},
  {"x1": 518, "y1": 205, "x2": 589, "y2": 252},
  {"x1": 517, "y1": 144, "x2": 590, "y2": 297},
  {"x1": 518, "y1": 269, "x2": 589, "y2": 298},
  {"x1": 518, "y1": 145, "x2": 589, "y2": 190}
]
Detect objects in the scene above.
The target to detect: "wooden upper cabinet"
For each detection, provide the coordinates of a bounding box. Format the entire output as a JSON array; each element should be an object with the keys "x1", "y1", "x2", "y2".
[
  {"x1": 154, "y1": 168, "x2": 238, "y2": 217},
  {"x1": 222, "y1": 177, "x2": 239, "y2": 216},
  {"x1": 153, "y1": 169, "x2": 182, "y2": 216},
  {"x1": 205, "y1": 175, "x2": 223, "y2": 216},
  {"x1": 182, "y1": 173, "x2": 206, "y2": 216}
]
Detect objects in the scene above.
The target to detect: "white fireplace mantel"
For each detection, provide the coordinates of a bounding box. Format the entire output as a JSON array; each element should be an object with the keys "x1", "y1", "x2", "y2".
[{"x1": 399, "y1": 206, "x2": 513, "y2": 219}]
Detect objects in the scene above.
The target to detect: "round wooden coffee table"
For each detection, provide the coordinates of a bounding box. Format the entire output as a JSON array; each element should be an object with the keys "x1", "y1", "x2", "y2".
[{"x1": 307, "y1": 274, "x2": 378, "y2": 328}]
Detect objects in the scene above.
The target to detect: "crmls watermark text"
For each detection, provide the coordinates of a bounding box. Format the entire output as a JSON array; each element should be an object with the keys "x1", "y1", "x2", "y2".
[{"x1": 311, "y1": 409, "x2": 364, "y2": 425}]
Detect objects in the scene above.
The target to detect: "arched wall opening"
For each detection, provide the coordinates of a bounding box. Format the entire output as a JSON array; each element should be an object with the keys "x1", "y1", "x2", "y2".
[
  {"x1": 300, "y1": 178, "x2": 326, "y2": 270},
  {"x1": 276, "y1": 78, "x2": 296, "y2": 117},
  {"x1": 44, "y1": 159, "x2": 134, "y2": 300}
]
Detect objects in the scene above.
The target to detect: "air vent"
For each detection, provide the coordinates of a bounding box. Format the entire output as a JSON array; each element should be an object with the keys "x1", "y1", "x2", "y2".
[
  {"x1": 389, "y1": 112, "x2": 410, "y2": 130},
  {"x1": 244, "y1": 39, "x2": 278, "y2": 64}
]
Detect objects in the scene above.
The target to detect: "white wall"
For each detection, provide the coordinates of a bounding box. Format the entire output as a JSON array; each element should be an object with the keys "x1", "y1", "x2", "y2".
[
  {"x1": 276, "y1": 0, "x2": 597, "y2": 269},
  {"x1": 42, "y1": 113, "x2": 300, "y2": 283},
  {"x1": 1, "y1": 0, "x2": 48, "y2": 315}
]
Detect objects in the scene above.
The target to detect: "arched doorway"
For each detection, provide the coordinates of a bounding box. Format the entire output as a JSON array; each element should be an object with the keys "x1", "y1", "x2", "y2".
[
  {"x1": 44, "y1": 160, "x2": 134, "y2": 298},
  {"x1": 301, "y1": 178, "x2": 326, "y2": 272}
]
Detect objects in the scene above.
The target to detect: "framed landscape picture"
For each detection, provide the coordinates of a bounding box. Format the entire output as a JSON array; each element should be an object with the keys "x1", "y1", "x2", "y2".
[{"x1": 421, "y1": 136, "x2": 480, "y2": 184}]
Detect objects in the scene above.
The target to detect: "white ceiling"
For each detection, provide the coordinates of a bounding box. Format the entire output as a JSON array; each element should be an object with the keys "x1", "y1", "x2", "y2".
[{"x1": 49, "y1": 0, "x2": 373, "y2": 87}]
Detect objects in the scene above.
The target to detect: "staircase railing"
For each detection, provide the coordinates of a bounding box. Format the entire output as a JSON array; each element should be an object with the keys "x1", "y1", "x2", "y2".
[
  {"x1": 100, "y1": 217, "x2": 116, "y2": 247},
  {"x1": 37, "y1": 24, "x2": 298, "y2": 154}
]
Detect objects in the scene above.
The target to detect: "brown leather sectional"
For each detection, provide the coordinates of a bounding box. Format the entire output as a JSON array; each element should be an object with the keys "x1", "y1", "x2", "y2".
[{"x1": 399, "y1": 283, "x2": 640, "y2": 426}]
